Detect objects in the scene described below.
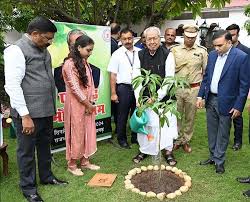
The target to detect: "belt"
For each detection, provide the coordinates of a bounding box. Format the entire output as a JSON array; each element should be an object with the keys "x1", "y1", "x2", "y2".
[
  {"x1": 209, "y1": 92, "x2": 217, "y2": 96},
  {"x1": 190, "y1": 82, "x2": 200, "y2": 88},
  {"x1": 117, "y1": 83, "x2": 132, "y2": 87}
]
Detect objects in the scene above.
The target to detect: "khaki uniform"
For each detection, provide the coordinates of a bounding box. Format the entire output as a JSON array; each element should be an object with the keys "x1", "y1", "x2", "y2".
[{"x1": 171, "y1": 43, "x2": 208, "y2": 145}]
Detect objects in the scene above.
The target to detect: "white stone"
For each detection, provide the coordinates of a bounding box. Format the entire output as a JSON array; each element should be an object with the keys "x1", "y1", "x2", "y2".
[
  {"x1": 166, "y1": 193, "x2": 176, "y2": 199},
  {"x1": 125, "y1": 175, "x2": 132, "y2": 180},
  {"x1": 146, "y1": 191, "x2": 156, "y2": 198},
  {"x1": 128, "y1": 169, "x2": 137, "y2": 176},
  {"x1": 135, "y1": 168, "x2": 142, "y2": 173},
  {"x1": 147, "y1": 165, "x2": 154, "y2": 170},
  {"x1": 132, "y1": 188, "x2": 140, "y2": 193},
  {"x1": 139, "y1": 192, "x2": 146, "y2": 196},
  {"x1": 174, "y1": 169, "x2": 182, "y2": 175},
  {"x1": 184, "y1": 175, "x2": 192, "y2": 182},
  {"x1": 175, "y1": 190, "x2": 182, "y2": 196},
  {"x1": 180, "y1": 186, "x2": 189, "y2": 192},
  {"x1": 156, "y1": 192, "x2": 165, "y2": 200},
  {"x1": 124, "y1": 179, "x2": 131, "y2": 185},
  {"x1": 171, "y1": 167, "x2": 178, "y2": 172},
  {"x1": 160, "y1": 165, "x2": 166, "y2": 170},
  {"x1": 185, "y1": 180, "x2": 192, "y2": 188}
]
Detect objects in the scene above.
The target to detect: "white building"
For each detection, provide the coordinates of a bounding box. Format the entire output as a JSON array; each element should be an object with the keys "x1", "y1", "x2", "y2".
[
  {"x1": 4, "y1": 0, "x2": 250, "y2": 47},
  {"x1": 132, "y1": 0, "x2": 250, "y2": 47}
]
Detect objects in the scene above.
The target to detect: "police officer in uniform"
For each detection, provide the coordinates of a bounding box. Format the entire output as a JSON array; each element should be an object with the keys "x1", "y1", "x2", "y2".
[{"x1": 171, "y1": 24, "x2": 208, "y2": 153}]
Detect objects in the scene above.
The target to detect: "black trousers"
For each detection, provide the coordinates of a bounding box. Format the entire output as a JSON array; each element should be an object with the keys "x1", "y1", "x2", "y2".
[
  {"x1": 116, "y1": 84, "x2": 136, "y2": 144},
  {"x1": 13, "y1": 116, "x2": 54, "y2": 196},
  {"x1": 111, "y1": 101, "x2": 117, "y2": 133},
  {"x1": 233, "y1": 115, "x2": 243, "y2": 144}
]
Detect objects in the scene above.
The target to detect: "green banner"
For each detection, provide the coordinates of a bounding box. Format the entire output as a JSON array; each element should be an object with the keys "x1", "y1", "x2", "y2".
[{"x1": 48, "y1": 22, "x2": 112, "y2": 152}]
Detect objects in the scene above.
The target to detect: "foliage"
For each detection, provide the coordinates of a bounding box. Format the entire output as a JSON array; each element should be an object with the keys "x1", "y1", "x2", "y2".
[
  {"x1": 0, "y1": 0, "x2": 230, "y2": 29},
  {"x1": 0, "y1": 1, "x2": 35, "y2": 33},
  {"x1": 0, "y1": 33, "x2": 9, "y2": 106},
  {"x1": 132, "y1": 68, "x2": 189, "y2": 127},
  {"x1": 0, "y1": 2, "x2": 35, "y2": 107},
  {"x1": 244, "y1": 4, "x2": 250, "y2": 35}
]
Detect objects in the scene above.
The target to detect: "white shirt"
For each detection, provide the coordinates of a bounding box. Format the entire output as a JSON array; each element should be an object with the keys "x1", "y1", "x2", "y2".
[
  {"x1": 133, "y1": 52, "x2": 176, "y2": 101},
  {"x1": 107, "y1": 46, "x2": 141, "y2": 84},
  {"x1": 4, "y1": 44, "x2": 29, "y2": 116},
  {"x1": 210, "y1": 47, "x2": 232, "y2": 94}
]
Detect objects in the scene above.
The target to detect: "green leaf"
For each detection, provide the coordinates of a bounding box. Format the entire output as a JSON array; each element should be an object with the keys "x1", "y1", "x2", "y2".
[{"x1": 160, "y1": 117, "x2": 165, "y2": 128}]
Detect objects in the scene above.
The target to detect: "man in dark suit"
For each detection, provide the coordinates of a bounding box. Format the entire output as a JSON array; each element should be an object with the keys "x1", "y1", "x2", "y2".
[
  {"x1": 110, "y1": 23, "x2": 120, "y2": 55},
  {"x1": 226, "y1": 24, "x2": 250, "y2": 150},
  {"x1": 110, "y1": 23, "x2": 121, "y2": 135},
  {"x1": 197, "y1": 30, "x2": 249, "y2": 174},
  {"x1": 235, "y1": 103, "x2": 250, "y2": 196}
]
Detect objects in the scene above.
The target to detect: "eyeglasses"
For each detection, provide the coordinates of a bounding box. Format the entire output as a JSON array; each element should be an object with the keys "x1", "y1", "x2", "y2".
[
  {"x1": 146, "y1": 36, "x2": 159, "y2": 42},
  {"x1": 40, "y1": 34, "x2": 54, "y2": 43},
  {"x1": 121, "y1": 37, "x2": 133, "y2": 41},
  {"x1": 213, "y1": 41, "x2": 228, "y2": 48}
]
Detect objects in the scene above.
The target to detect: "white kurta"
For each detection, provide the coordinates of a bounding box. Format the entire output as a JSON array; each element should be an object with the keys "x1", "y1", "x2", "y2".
[
  {"x1": 138, "y1": 109, "x2": 178, "y2": 155},
  {"x1": 133, "y1": 51, "x2": 178, "y2": 155}
]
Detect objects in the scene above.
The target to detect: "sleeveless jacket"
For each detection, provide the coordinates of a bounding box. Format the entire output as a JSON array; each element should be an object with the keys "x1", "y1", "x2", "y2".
[
  {"x1": 12, "y1": 35, "x2": 56, "y2": 118},
  {"x1": 138, "y1": 46, "x2": 173, "y2": 102}
]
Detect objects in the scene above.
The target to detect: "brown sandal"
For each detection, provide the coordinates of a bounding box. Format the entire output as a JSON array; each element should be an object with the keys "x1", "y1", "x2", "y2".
[
  {"x1": 133, "y1": 153, "x2": 148, "y2": 163},
  {"x1": 165, "y1": 153, "x2": 177, "y2": 166}
]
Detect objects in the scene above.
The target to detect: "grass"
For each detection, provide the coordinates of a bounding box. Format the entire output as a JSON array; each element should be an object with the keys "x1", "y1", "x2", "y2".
[{"x1": 0, "y1": 104, "x2": 250, "y2": 202}]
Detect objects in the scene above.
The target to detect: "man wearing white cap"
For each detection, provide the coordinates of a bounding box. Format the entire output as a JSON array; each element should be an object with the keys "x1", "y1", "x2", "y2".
[{"x1": 171, "y1": 24, "x2": 208, "y2": 153}]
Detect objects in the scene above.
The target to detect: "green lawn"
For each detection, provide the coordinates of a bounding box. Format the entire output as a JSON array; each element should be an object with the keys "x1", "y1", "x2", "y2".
[{"x1": 0, "y1": 106, "x2": 250, "y2": 202}]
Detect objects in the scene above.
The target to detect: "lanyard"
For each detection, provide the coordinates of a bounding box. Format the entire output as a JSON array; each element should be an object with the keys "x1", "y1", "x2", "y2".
[{"x1": 125, "y1": 51, "x2": 135, "y2": 67}]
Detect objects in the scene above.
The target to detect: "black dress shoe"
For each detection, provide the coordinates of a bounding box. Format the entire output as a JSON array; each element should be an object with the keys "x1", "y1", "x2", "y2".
[
  {"x1": 200, "y1": 159, "x2": 215, "y2": 165},
  {"x1": 41, "y1": 178, "x2": 68, "y2": 185},
  {"x1": 119, "y1": 142, "x2": 131, "y2": 149},
  {"x1": 243, "y1": 190, "x2": 250, "y2": 197},
  {"x1": 236, "y1": 176, "x2": 250, "y2": 183},
  {"x1": 215, "y1": 164, "x2": 225, "y2": 174},
  {"x1": 24, "y1": 193, "x2": 44, "y2": 202},
  {"x1": 232, "y1": 143, "x2": 242, "y2": 151},
  {"x1": 131, "y1": 140, "x2": 138, "y2": 145}
]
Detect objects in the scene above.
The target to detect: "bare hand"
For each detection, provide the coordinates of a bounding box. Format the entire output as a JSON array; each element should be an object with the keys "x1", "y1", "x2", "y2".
[
  {"x1": 229, "y1": 108, "x2": 241, "y2": 119},
  {"x1": 111, "y1": 94, "x2": 119, "y2": 103},
  {"x1": 85, "y1": 102, "x2": 95, "y2": 115},
  {"x1": 147, "y1": 98, "x2": 154, "y2": 104},
  {"x1": 21, "y1": 115, "x2": 35, "y2": 135},
  {"x1": 196, "y1": 98, "x2": 204, "y2": 109}
]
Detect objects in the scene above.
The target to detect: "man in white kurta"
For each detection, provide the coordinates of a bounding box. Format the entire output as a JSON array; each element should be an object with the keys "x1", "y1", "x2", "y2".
[{"x1": 132, "y1": 27, "x2": 178, "y2": 165}]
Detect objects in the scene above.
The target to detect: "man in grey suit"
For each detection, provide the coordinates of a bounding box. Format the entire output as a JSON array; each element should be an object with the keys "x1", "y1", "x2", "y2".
[
  {"x1": 4, "y1": 17, "x2": 68, "y2": 202},
  {"x1": 196, "y1": 30, "x2": 249, "y2": 174}
]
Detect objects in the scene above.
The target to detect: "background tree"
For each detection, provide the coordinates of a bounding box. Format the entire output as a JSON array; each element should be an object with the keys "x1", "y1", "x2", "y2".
[
  {"x1": 244, "y1": 4, "x2": 250, "y2": 35},
  {"x1": 0, "y1": 0, "x2": 230, "y2": 29},
  {"x1": 0, "y1": 1, "x2": 35, "y2": 106}
]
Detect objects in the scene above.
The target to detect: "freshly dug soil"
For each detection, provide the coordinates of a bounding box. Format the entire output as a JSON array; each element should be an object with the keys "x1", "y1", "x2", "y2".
[{"x1": 131, "y1": 170, "x2": 185, "y2": 194}]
